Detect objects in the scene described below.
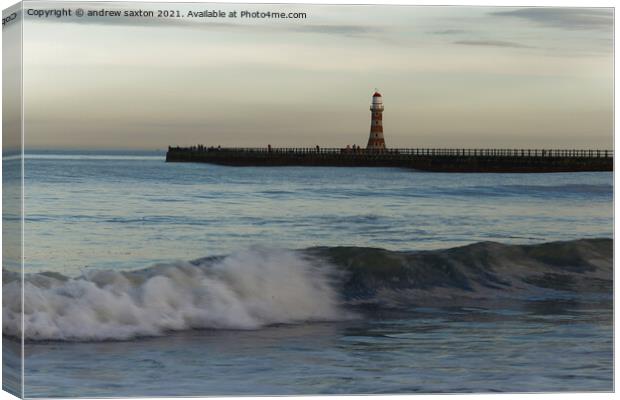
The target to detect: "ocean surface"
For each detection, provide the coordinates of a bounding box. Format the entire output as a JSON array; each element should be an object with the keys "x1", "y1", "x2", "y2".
[{"x1": 2, "y1": 152, "x2": 614, "y2": 397}]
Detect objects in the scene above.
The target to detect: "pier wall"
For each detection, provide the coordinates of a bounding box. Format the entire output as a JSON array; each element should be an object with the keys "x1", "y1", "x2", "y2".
[{"x1": 166, "y1": 147, "x2": 613, "y2": 173}]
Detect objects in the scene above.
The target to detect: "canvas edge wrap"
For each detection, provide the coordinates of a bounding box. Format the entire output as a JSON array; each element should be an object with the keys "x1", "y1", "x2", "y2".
[{"x1": 3, "y1": 1, "x2": 24, "y2": 398}]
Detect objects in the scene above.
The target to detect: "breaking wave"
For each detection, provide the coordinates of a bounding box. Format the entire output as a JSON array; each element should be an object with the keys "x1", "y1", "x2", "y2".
[
  {"x1": 3, "y1": 238, "x2": 612, "y2": 342},
  {"x1": 3, "y1": 248, "x2": 348, "y2": 341}
]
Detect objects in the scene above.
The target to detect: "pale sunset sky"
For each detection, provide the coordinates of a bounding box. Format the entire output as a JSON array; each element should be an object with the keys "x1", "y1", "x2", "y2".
[{"x1": 13, "y1": 2, "x2": 614, "y2": 149}]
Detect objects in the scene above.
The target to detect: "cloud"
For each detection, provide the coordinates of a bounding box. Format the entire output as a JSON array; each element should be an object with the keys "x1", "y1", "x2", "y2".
[
  {"x1": 293, "y1": 24, "x2": 384, "y2": 38},
  {"x1": 454, "y1": 40, "x2": 534, "y2": 49},
  {"x1": 430, "y1": 29, "x2": 468, "y2": 35},
  {"x1": 291, "y1": 24, "x2": 394, "y2": 43},
  {"x1": 490, "y1": 8, "x2": 613, "y2": 30}
]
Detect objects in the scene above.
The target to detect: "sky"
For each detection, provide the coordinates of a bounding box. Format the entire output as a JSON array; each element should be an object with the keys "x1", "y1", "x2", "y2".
[{"x1": 14, "y1": 2, "x2": 614, "y2": 150}]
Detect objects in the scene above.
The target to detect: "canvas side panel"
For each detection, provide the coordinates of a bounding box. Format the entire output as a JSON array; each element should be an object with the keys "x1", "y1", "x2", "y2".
[{"x1": 2, "y1": 2, "x2": 24, "y2": 399}]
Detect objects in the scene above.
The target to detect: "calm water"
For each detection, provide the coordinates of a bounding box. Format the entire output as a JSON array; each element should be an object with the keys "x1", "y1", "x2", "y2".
[
  {"x1": 5, "y1": 153, "x2": 614, "y2": 397},
  {"x1": 22, "y1": 153, "x2": 612, "y2": 274}
]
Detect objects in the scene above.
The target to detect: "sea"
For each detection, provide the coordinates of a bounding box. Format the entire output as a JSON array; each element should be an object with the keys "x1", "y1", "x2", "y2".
[{"x1": 2, "y1": 151, "x2": 614, "y2": 397}]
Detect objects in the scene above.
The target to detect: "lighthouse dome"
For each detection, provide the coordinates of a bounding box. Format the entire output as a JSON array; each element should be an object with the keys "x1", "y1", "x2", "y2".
[{"x1": 372, "y1": 91, "x2": 383, "y2": 105}]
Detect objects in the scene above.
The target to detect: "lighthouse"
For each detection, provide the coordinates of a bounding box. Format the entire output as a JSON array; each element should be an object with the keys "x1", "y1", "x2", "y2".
[{"x1": 367, "y1": 91, "x2": 386, "y2": 151}]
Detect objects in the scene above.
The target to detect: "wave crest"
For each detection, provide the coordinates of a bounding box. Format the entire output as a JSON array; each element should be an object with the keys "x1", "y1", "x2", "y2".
[
  {"x1": 3, "y1": 238, "x2": 612, "y2": 342},
  {"x1": 4, "y1": 248, "x2": 349, "y2": 341}
]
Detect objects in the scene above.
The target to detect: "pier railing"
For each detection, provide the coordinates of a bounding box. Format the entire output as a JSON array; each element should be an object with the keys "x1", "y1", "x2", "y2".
[{"x1": 169, "y1": 146, "x2": 614, "y2": 158}]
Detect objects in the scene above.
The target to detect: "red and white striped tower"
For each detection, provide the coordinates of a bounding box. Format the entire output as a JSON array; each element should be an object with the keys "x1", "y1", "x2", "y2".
[{"x1": 367, "y1": 91, "x2": 386, "y2": 151}]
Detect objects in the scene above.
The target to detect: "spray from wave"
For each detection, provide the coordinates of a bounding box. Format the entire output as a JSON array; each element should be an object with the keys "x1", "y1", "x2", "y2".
[{"x1": 3, "y1": 248, "x2": 349, "y2": 341}]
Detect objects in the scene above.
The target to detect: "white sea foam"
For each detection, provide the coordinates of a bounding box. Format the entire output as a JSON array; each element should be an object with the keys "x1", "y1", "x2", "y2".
[{"x1": 3, "y1": 248, "x2": 349, "y2": 341}]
